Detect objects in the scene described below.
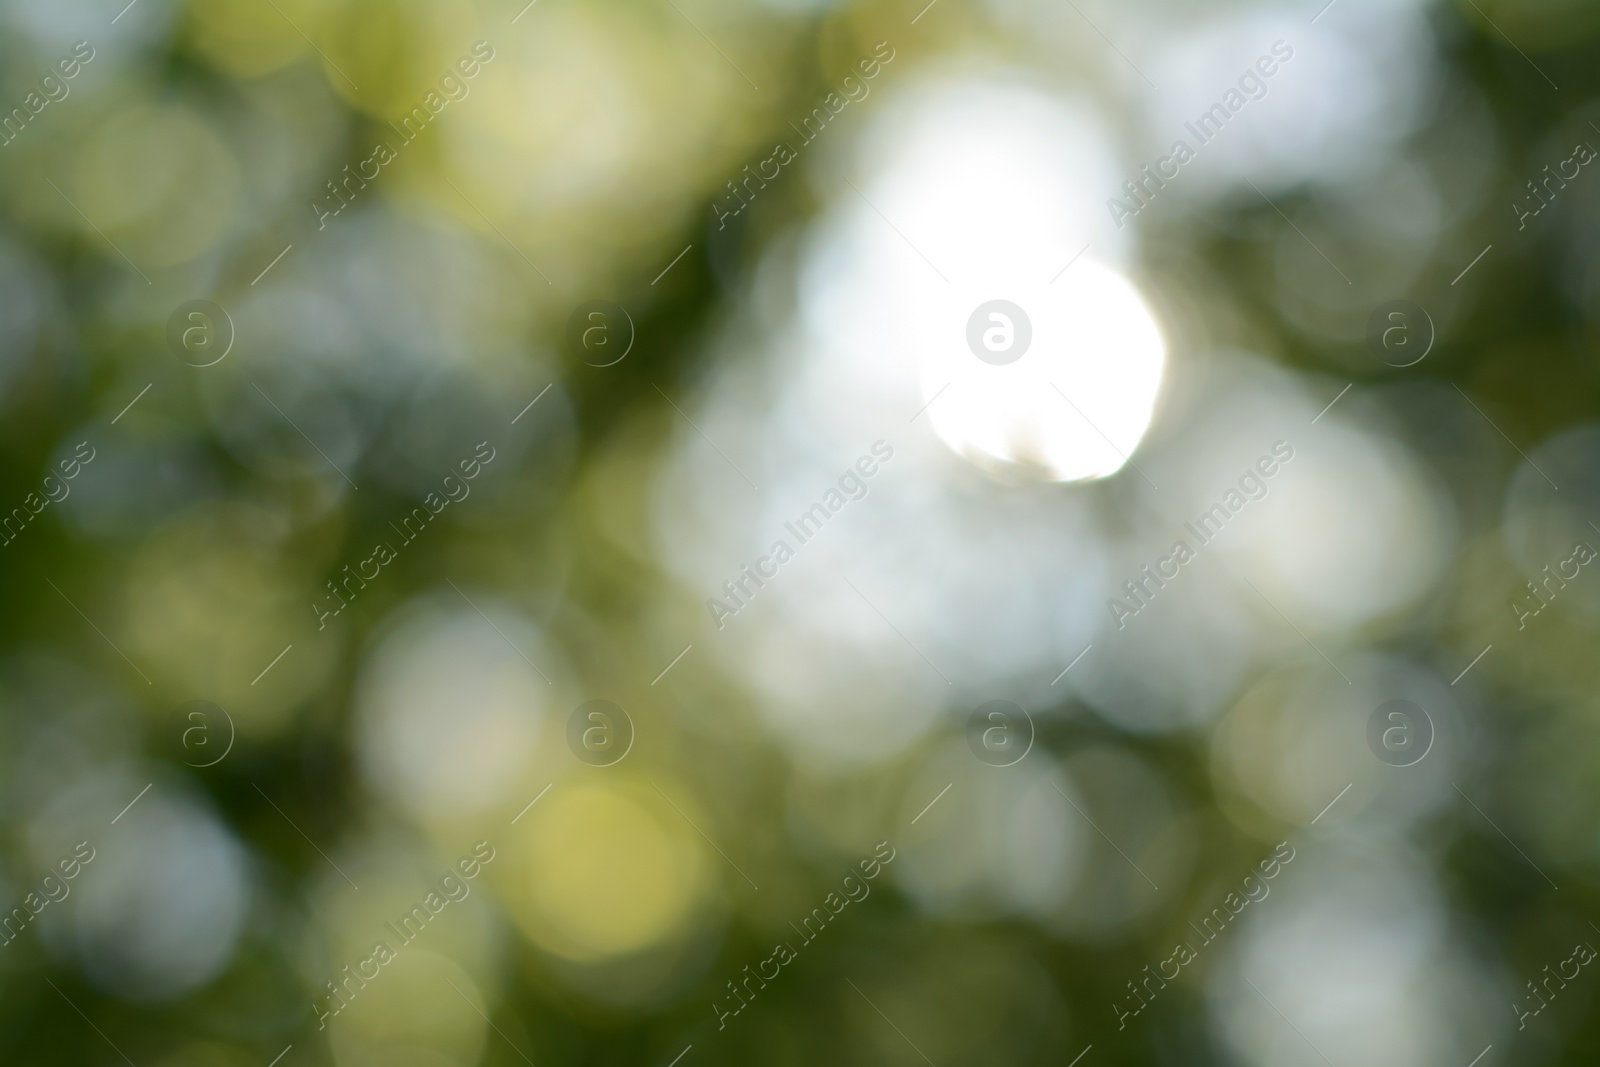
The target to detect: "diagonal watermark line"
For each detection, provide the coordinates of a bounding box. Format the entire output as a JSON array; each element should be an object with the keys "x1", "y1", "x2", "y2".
[
  {"x1": 665, "y1": 0, "x2": 759, "y2": 91},
  {"x1": 1310, "y1": 383, "x2": 1351, "y2": 425},
  {"x1": 1453, "y1": 383, "x2": 1558, "y2": 490},
  {"x1": 444, "y1": 177, "x2": 553, "y2": 285},
  {"x1": 843, "y1": 177, "x2": 950, "y2": 283},
  {"x1": 1050, "y1": 382, "x2": 1159, "y2": 489},
  {"x1": 112, "y1": 383, "x2": 152, "y2": 425},
  {"x1": 911, "y1": 783, "x2": 952, "y2": 825},
  {"x1": 1049, "y1": 241, "x2": 1093, "y2": 284},
  {"x1": 252, "y1": 243, "x2": 294, "y2": 286},
  {"x1": 652, "y1": 244, "x2": 693, "y2": 286},
  {"x1": 846, "y1": 978, "x2": 938, "y2": 1067},
  {"x1": 842, "y1": 576, "x2": 951, "y2": 684},
  {"x1": 909, "y1": 381, "x2": 951, "y2": 423},
  {"x1": 650, "y1": 781, "x2": 760, "y2": 890},
  {"x1": 253, "y1": 782, "x2": 360, "y2": 890},
  {"x1": 1452, "y1": 644, "x2": 1492, "y2": 686},
  {"x1": 1461, "y1": 0, "x2": 1558, "y2": 90},
  {"x1": 1062, "y1": 0, "x2": 1156, "y2": 88},
  {"x1": 112, "y1": 783, "x2": 153, "y2": 825},
  {"x1": 446, "y1": 578, "x2": 553, "y2": 684},
  {"x1": 1311, "y1": 782, "x2": 1351, "y2": 825},
  {"x1": 264, "y1": 0, "x2": 360, "y2": 91},
  {"x1": 1310, "y1": 0, "x2": 1340, "y2": 24},
  {"x1": 252, "y1": 643, "x2": 293, "y2": 686},
  {"x1": 45, "y1": 577, "x2": 152, "y2": 684},
  {"x1": 444, "y1": 976, "x2": 536, "y2": 1065},
  {"x1": 666, "y1": 1046, "x2": 693, "y2": 1067},
  {"x1": 1244, "y1": 978, "x2": 1336, "y2": 1067},
  {"x1": 511, "y1": 783, "x2": 552, "y2": 825},
  {"x1": 47, "y1": 978, "x2": 137, "y2": 1067},
  {"x1": 910, "y1": 0, "x2": 938, "y2": 23},
  {"x1": 1052, "y1": 782, "x2": 1160, "y2": 890},
  {"x1": 651, "y1": 644, "x2": 693, "y2": 686},
  {"x1": 1051, "y1": 644, "x2": 1093, "y2": 685},
  {"x1": 265, "y1": 1046, "x2": 293, "y2": 1067},
  {"x1": 1465, "y1": 1044, "x2": 1492, "y2": 1067},
  {"x1": 511, "y1": 0, "x2": 540, "y2": 24},
  {"x1": 1240, "y1": 575, "x2": 1351, "y2": 684},
  {"x1": 112, "y1": 0, "x2": 139, "y2": 23},
  {"x1": 46, "y1": 178, "x2": 151, "y2": 284},
  {"x1": 512, "y1": 383, "x2": 553, "y2": 424},
  {"x1": 1451, "y1": 243, "x2": 1493, "y2": 286},
  {"x1": 653, "y1": 383, "x2": 759, "y2": 489},
  {"x1": 252, "y1": 383, "x2": 360, "y2": 490},
  {"x1": 1243, "y1": 178, "x2": 1351, "y2": 285},
  {"x1": 1454, "y1": 783, "x2": 1558, "y2": 890},
  {"x1": 1066, "y1": 1046, "x2": 1093, "y2": 1067}
]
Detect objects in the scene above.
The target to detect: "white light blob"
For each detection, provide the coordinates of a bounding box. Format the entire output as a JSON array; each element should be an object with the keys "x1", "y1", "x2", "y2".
[
  {"x1": 895, "y1": 740, "x2": 1086, "y2": 921},
  {"x1": 1140, "y1": 3, "x2": 1437, "y2": 195},
  {"x1": 47, "y1": 783, "x2": 251, "y2": 1002},
  {"x1": 806, "y1": 74, "x2": 1165, "y2": 483},
  {"x1": 1503, "y1": 422, "x2": 1600, "y2": 617},
  {"x1": 1215, "y1": 836, "x2": 1502, "y2": 1067},
  {"x1": 1138, "y1": 354, "x2": 1454, "y2": 635},
  {"x1": 921, "y1": 258, "x2": 1166, "y2": 482},
  {"x1": 1221, "y1": 417, "x2": 1452, "y2": 633},
  {"x1": 356, "y1": 594, "x2": 552, "y2": 823},
  {"x1": 651, "y1": 75, "x2": 1136, "y2": 766}
]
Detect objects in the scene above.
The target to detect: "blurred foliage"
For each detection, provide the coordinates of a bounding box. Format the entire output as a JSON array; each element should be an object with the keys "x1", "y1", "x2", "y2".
[{"x1": 2, "y1": 1, "x2": 1600, "y2": 1066}]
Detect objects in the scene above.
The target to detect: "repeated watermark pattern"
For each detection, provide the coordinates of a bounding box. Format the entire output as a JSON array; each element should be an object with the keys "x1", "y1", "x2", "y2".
[
  {"x1": 706, "y1": 441, "x2": 895, "y2": 629},
  {"x1": 1513, "y1": 141, "x2": 1596, "y2": 231},
  {"x1": 1366, "y1": 699, "x2": 1433, "y2": 767},
  {"x1": 314, "y1": 442, "x2": 498, "y2": 629},
  {"x1": 565, "y1": 300, "x2": 635, "y2": 367},
  {"x1": 0, "y1": 442, "x2": 96, "y2": 549},
  {"x1": 0, "y1": 41, "x2": 96, "y2": 147},
  {"x1": 566, "y1": 699, "x2": 635, "y2": 766},
  {"x1": 713, "y1": 842, "x2": 896, "y2": 1031},
  {"x1": 176, "y1": 700, "x2": 236, "y2": 768},
  {"x1": 1107, "y1": 441, "x2": 1295, "y2": 629},
  {"x1": 314, "y1": 842, "x2": 498, "y2": 1029},
  {"x1": 1107, "y1": 41, "x2": 1295, "y2": 229},
  {"x1": 1366, "y1": 299, "x2": 1434, "y2": 368},
  {"x1": 1114, "y1": 842, "x2": 1297, "y2": 1030},
  {"x1": 965, "y1": 300, "x2": 1032, "y2": 365},
  {"x1": 712, "y1": 42, "x2": 898, "y2": 230},
  {"x1": 1514, "y1": 939, "x2": 1595, "y2": 1031},
  {"x1": 965, "y1": 700, "x2": 1034, "y2": 767},
  {"x1": 166, "y1": 300, "x2": 235, "y2": 367},
  {"x1": 314, "y1": 42, "x2": 498, "y2": 230},
  {"x1": 0, "y1": 841, "x2": 97, "y2": 948},
  {"x1": 1511, "y1": 540, "x2": 1595, "y2": 631},
  {"x1": 4, "y1": 1, "x2": 1593, "y2": 1065}
]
